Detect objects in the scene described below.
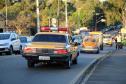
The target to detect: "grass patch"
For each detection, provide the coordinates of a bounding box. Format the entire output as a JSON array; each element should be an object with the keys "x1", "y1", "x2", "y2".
[{"x1": 122, "y1": 40, "x2": 126, "y2": 46}]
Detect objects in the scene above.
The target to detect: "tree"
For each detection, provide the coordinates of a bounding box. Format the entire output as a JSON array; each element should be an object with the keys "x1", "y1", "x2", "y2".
[
  {"x1": 0, "y1": 0, "x2": 5, "y2": 9},
  {"x1": 103, "y1": 0, "x2": 125, "y2": 26},
  {"x1": 8, "y1": 12, "x2": 30, "y2": 35}
]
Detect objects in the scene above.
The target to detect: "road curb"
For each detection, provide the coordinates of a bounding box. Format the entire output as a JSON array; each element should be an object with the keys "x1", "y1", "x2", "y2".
[{"x1": 69, "y1": 51, "x2": 112, "y2": 84}]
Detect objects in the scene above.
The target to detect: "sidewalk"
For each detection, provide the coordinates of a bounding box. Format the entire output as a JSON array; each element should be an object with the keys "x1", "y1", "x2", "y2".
[{"x1": 84, "y1": 46, "x2": 126, "y2": 84}]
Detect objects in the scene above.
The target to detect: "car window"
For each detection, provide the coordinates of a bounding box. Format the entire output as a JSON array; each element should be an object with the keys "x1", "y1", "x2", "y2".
[
  {"x1": 0, "y1": 34, "x2": 10, "y2": 40},
  {"x1": 19, "y1": 37, "x2": 27, "y2": 43},
  {"x1": 68, "y1": 36, "x2": 73, "y2": 44},
  {"x1": 75, "y1": 35, "x2": 81, "y2": 39},
  {"x1": 72, "y1": 36, "x2": 75, "y2": 41},
  {"x1": 14, "y1": 34, "x2": 18, "y2": 39},
  {"x1": 28, "y1": 37, "x2": 31, "y2": 42},
  {"x1": 103, "y1": 36, "x2": 111, "y2": 38},
  {"x1": 32, "y1": 34, "x2": 66, "y2": 43},
  {"x1": 85, "y1": 38, "x2": 96, "y2": 42},
  {"x1": 11, "y1": 34, "x2": 16, "y2": 40},
  {"x1": 27, "y1": 37, "x2": 29, "y2": 42}
]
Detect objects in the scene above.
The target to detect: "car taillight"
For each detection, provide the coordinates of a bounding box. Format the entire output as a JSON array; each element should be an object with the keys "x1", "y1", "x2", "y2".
[
  {"x1": 53, "y1": 49, "x2": 67, "y2": 54},
  {"x1": 23, "y1": 48, "x2": 36, "y2": 53},
  {"x1": 95, "y1": 46, "x2": 97, "y2": 48},
  {"x1": 81, "y1": 45, "x2": 84, "y2": 47}
]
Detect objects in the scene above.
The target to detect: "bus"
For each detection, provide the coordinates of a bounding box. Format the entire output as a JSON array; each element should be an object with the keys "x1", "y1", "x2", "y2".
[{"x1": 79, "y1": 27, "x2": 90, "y2": 39}]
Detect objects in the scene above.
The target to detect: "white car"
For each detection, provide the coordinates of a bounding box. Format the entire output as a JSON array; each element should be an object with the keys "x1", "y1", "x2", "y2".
[
  {"x1": 19, "y1": 36, "x2": 31, "y2": 50},
  {"x1": 0, "y1": 32, "x2": 22, "y2": 55}
]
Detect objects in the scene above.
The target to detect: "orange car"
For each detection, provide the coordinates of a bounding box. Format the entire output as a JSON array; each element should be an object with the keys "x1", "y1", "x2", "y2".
[{"x1": 80, "y1": 36, "x2": 100, "y2": 54}]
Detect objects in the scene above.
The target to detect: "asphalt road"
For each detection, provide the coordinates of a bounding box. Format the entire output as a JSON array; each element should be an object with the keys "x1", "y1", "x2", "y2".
[
  {"x1": 104, "y1": 28, "x2": 120, "y2": 36},
  {"x1": 0, "y1": 29, "x2": 119, "y2": 84}
]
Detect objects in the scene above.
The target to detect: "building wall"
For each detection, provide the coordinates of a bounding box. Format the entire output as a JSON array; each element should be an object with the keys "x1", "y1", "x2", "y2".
[{"x1": 0, "y1": 15, "x2": 5, "y2": 32}]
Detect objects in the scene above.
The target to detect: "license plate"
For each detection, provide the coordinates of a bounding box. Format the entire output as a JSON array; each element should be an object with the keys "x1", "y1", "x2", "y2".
[
  {"x1": 87, "y1": 46, "x2": 92, "y2": 48},
  {"x1": 39, "y1": 56, "x2": 50, "y2": 60}
]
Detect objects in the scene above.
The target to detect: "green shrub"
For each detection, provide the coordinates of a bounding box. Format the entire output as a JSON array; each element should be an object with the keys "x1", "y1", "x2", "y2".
[{"x1": 122, "y1": 40, "x2": 126, "y2": 46}]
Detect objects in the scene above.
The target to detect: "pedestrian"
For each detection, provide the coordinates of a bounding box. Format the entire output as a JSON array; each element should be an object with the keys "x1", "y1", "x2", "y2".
[
  {"x1": 114, "y1": 36, "x2": 117, "y2": 49},
  {"x1": 116, "y1": 34, "x2": 122, "y2": 50}
]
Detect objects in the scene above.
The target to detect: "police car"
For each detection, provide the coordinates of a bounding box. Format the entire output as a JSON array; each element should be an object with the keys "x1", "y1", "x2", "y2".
[
  {"x1": 22, "y1": 27, "x2": 79, "y2": 69},
  {"x1": 0, "y1": 32, "x2": 22, "y2": 55}
]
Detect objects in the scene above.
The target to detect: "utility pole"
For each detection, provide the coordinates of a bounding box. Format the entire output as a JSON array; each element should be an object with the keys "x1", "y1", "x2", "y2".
[
  {"x1": 28, "y1": 14, "x2": 30, "y2": 37},
  {"x1": 36, "y1": 0, "x2": 40, "y2": 33},
  {"x1": 5, "y1": 0, "x2": 8, "y2": 32},
  {"x1": 65, "y1": 0, "x2": 67, "y2": 28},
  {"x1": 58, "y1": 0, "x2": 59, "y2": 28},
  {"x1": 78, "y1": 8, "x2": 80, "y2": 30}
]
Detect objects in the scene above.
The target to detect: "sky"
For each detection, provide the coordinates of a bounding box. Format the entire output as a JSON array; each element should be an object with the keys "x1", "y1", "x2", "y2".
[{"x1": 99, "y1": 0, "x2": 106, "y2": 2}]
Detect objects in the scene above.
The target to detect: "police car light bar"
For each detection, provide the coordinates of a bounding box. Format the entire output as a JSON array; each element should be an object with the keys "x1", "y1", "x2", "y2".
[
  {"x1": 41, "y1": 27, "x2": 50, "y2": 31},
  {"x1": 41, "y1": 27, "x2": 67, "y2": 31}
]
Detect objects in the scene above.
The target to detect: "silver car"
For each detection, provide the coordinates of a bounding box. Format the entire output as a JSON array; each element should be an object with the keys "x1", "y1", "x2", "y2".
[{"x1": 19, "y1": 36, "x2": 31, "y2": 50}]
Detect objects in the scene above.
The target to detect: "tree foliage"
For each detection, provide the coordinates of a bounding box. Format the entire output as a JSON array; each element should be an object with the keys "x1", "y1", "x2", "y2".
[
  {"x1": 0, "y1": 0, "x2": 126, "y2": 34},
  {"x1": 103, "y1": 0, "x2": 126, "y2": 26}
]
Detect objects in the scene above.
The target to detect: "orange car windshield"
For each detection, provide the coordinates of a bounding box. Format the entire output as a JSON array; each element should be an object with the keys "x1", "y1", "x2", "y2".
[{"x1": 84, "y1": 38, "x2": 96, "y2": 42}]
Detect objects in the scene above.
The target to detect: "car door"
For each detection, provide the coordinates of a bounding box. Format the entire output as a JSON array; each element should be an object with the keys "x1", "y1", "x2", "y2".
[
  {"x1": 27, "y1": 37, "x2": 31, "y2": 43},
  {"x1": 68, "y1": 36, "x2": 77, "y2": 60},
  {"x1": 14, "y1": 34, "x2": 20, "y2": 50},
  {"x1": 11, "y1": 34, "x2": 17, "y2": 51}
]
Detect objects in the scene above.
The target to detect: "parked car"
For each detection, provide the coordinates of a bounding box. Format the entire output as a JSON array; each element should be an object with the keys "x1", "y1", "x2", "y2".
[
  {"x1": 103, "y1": 34, "x2": 113, "y2": 47},
  {"x1": 19, "y1": 36, "x2": 31, "y2": 50},
  {"x1": 117, "y1": 24, "x2": 123, "y2": 29},
  {"x1": 0, "y1": 32, "x2": 22, "y2": 55},
  {"x1": 72, "y1": 35, "x2": 82, "y2": 45}
]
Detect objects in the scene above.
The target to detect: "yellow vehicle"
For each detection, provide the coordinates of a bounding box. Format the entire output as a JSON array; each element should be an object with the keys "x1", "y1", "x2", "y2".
[
  {"x1": 89, "y1": 31, "x2": 103, "y2": 50},
  {"x1": 103, "y1": 34, "x2": 112, "y2": 47},
  {"x1": 22, "y1": 27, "x2": 79, "y2": 69},
  {"x1": 80, "y1": 36, "x2": 99, "y2": 54}
]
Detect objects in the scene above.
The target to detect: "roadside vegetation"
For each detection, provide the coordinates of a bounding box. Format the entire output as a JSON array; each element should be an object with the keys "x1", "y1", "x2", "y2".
[{"x1": 0, "y1": 0, "x2": 125, "y2": 34}]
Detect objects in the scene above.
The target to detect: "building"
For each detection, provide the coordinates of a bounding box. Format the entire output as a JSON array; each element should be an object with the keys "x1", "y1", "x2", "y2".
[{"x1": 0, "y1": 13, "x2": 6, "y2": 33}]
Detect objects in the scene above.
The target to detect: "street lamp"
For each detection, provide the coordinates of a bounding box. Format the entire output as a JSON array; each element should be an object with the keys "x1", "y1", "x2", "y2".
[{"x1": 95, "y1": 13, "x2": 104, "y2": 31}]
